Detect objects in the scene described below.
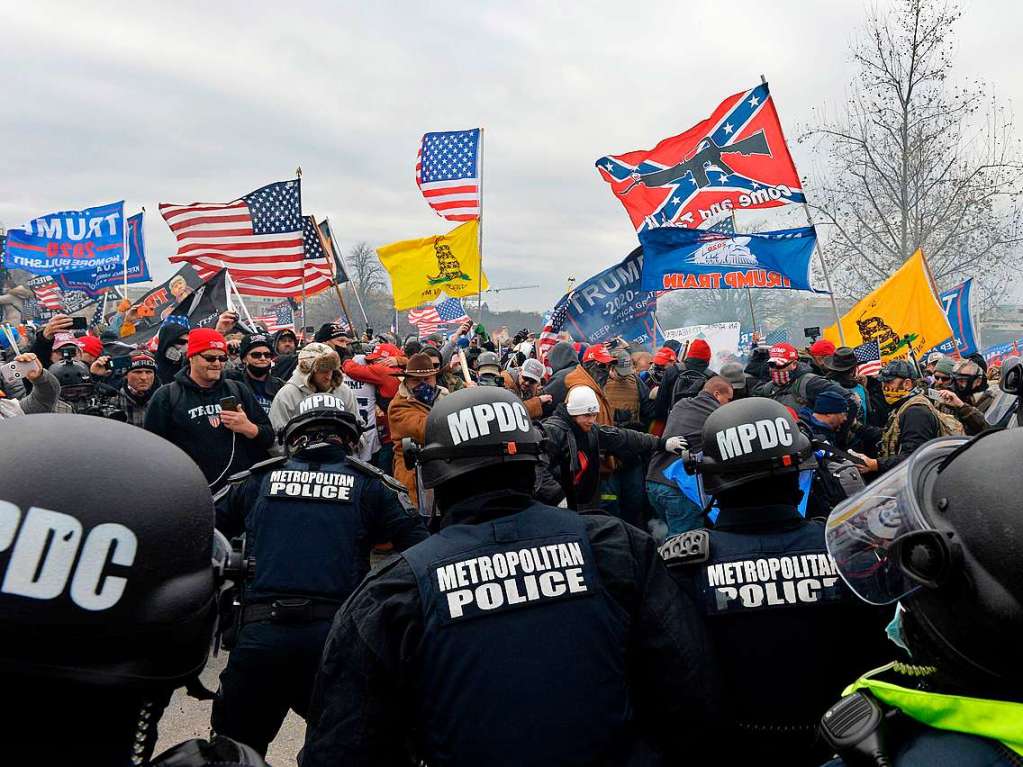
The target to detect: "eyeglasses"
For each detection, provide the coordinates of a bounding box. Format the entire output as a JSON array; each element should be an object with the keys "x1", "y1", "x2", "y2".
[
  {"x1": 199, "y1": 354, "x2": 228, "y2": 364},
  {"x1": 247, "y1": 351, "x2": 274, "y2": 359},
  {"x1": 932, "y1": 374, "x2": 951, "y2": 383}
]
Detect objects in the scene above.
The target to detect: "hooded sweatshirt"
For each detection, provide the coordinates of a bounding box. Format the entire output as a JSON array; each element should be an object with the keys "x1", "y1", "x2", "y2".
[
  {"x1": 541, "y1": 341, "x2": 582, "y2": 408},
  {"x1": 155, "y1": 323, "x2": 190, "y2": 385},
  {"x1": 143, "y1": 367, "x2": 274, "y2": 491}
]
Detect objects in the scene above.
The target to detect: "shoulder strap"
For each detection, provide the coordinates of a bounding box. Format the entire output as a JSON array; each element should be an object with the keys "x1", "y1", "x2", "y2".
[
  {"x1": 168, "y1": 381, "x2": 182, "y2": 412},
  {"x1": 345, "y1": 454, "x2": 410, "y2": 496},
  {"x1": 658, "y1": 529, "x2": 710, "y2": 566}
]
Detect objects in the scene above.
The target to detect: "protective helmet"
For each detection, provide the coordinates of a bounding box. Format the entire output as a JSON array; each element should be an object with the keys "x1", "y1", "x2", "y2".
[
  {"x1": 826, "y1": 430, "x2": 1023, "y2": 685},
  {"x1": 0, "y1": 414, "x2": 218, "y2": 690},
  {"x1": 281, "y1": 393, "x2": 361, "y2": 454},
  {"x1": 50, "y1": 360, "x2": 94, "y2": 402},
  {"x1": 566, "y1": 385, "x2": 600, "y2": 415},
  {"x1": 700, "y1": 398, "x2": 811, "y2": 495},
  {"x1": 413, "y1": 387, "x2": 543, "y2": 488},
  {"x1": 1000, "y1": 356, "x2": 1022, "y2": 395},
  {"x1": 476, "y1": 351, "x2": 501, "y2": 373},
  {"x1": 879, "y1": 359, "x2": 919, "y2": 383}
]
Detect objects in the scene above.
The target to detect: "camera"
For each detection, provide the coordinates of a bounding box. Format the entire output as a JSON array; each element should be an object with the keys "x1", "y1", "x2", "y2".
[{"x1": 59, "y1": 345, "x2": 78, "y2": 361}]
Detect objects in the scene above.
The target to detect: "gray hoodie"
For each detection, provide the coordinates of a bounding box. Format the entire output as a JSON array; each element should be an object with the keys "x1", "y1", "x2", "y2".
[{"x1": 542, "y1": 341, "x2": 582, "y2": 408}]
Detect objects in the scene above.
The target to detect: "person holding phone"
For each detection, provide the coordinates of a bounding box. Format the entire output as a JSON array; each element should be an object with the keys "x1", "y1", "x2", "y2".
[
  {"x1": 145, "y1": 329, "x2": 274, "y2": 491},
  {"x1": 0, "y1": 353, "x2": 60, "y2": 418}
]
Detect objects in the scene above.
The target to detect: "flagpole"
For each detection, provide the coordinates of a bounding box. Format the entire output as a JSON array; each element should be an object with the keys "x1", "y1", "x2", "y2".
[
  {"x1": 225, "y1": 272, "x2": 256, "y2": 328},
  {"x1": 476, "y1": 127, "x2": 485, "y2": 324},
  {"x1": 324, "y1": 218, "x2": 367, "y2": 328},
  {"x1": 729, "y1": 209, "x2": 759, "y2": 336},
  {"x1": 122, "y1": 206, "x2": 129, "y2": 295}
]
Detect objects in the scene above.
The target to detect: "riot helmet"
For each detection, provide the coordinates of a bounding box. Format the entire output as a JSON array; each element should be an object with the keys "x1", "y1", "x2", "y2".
[
  {"x1": 1000, "y1": 356, "x2": 1022, "y2": 396},
  {"x1": 51, "y1": 359, "x2": 94, "y2": 402},
  {"x1": 281, "y1": 393, "x2": 362, "y2": 455},
  {"x1": 409, "y1": 387, "x2": 544, "y2": 489},
  {"x1": 700, "y1": 398, "x2": 811, "y2": 496},
  {"x1": 826, "y1": 429, "x2": 1023, "y2": 685}
]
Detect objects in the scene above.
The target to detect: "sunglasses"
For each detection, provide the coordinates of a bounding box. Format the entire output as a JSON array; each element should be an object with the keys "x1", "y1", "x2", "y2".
[
  {"x1": 199, "y1": 354, "x2": 228, "y2": 364},
  {"x1": 932, "y1": 373, "x2": 951, "y2": 383},
  {"x1": 247, "y1": 351, "x2": 274, "y2": 359}
]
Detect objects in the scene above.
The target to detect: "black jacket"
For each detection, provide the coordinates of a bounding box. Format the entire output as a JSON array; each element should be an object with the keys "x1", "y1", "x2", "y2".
[
  {"x1": 669, "y1": 358, "x2": 715, "y2": 405},
  {"x1": 144, "y1": 368, "x2": 274, "y2": 491},
  {"x1": 301, "y1": 491, "x2": 720, "y2": 767},
  {"x1": 155, "y1": 323, "x2": 190, "y2": 385},
  {"x1": 224, "y1": 367, "x2": 284, "y2": 416},
  {"x1": 538, "y1": 403, "x2": 662, "y2": 510},
  {"x1": 540, "y1": 341, "x2": 581, "y2": 408},
  {"x1": 753, "y1": 363, "x2": 849, "y2": 409},
  {"x1": 647, "y1": 390, "x2": 721, "y2": 487},
  {"x1": 653, "y1": 364, "x2": 682, "y2": 422}
]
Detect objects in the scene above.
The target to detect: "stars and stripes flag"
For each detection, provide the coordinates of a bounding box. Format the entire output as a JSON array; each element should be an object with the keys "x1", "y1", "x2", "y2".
[
  {"x1": 764, "y1": 327, "x2": 790, "y2": 345},
  {"x1": 221, "y1": 215, "x2": 336, "y2": 298},
  {"x1": 596, "y1": 83, "x2": 805, "y2": 232},
  {"x1": 161, "y1": 180, "x2": 305, "y2": 297},
  {"x1": 31, "y1": 277, "x2": 63, "y2": 311},
  {"x1": 416, "y1": 129, "x2": 481, "y2": 221},
  {"x1": 253, "y1": 301, "x2": 295, "y2": 332},
  {"x1": 407, "y1": 297, "x2": 470, "y2": 336},
  {"x1": 537, "y1": 295, "x2": 570, "y2": 365},
  {"x1": 854, "y1": 340, "x2": 883, "y2": 377}
]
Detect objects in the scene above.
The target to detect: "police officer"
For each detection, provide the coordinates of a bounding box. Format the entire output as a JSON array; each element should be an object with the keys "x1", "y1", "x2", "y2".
[
  {"x1": 659, "y1": 398, "x2": 890, "y2": 765},
  {"x1": 0, "y1": 414, "x2": 266, "y2": 766},
  {"x1": 211, "y1": 392, "x2": 427, "y2": 756},
  {"x1": 302, "y1": 386, "x2": 719, "y2": 767},
  {"x1": 821, "y1": 429, "x2": 1023, "y2": 765}
]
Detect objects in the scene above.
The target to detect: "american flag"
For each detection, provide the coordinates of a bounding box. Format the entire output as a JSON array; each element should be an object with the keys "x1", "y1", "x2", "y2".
[
  {"x1": 318, "y1": 219, "x2": 349, "y2": 283},
  {"x1": 764, "y1": 327, "x2": 790, "y2": 345},
  {"x1": 160, "y1": 180, "x2": 305, "y2": 297},
  {"x1": 416, "y1": 129, "x2": 481, "y2": 221},
  {"x1": 30, "y1": 277, "x2": 63, "y2": 311},
  {"x1": 224, "y1": 215, "x2": 335, "y2": 298},
  {"x1": 407, "y1": 297, "x2": 469, "y2": 336},
  {"x1": 537, "y1": 296, "x2": 570, "y2": 365},
  {"x1": 254, "y1": 301, "x2": 295, "y2": 333},
  {"x1": 854, "y1": 340, "x2": 883, "y2": 377}
]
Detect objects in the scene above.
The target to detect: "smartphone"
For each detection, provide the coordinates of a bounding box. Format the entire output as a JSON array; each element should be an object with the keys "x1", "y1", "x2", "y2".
[
  {"x1": 70, "y1": 317, "x2": 88, "y2": 330},
  {"x1": 110, "y1": 356, "x2": 132, "y2": 373},
  {"x1": 219, "y1": 396, "x2": 239, "y2": 412},
  {"x1": 304, "y1": 326, "x2": 315, "y2": 334},
  {"x1": 1, "y1": 360, "x2": 37, "y2": 385},
  {"x1": 926, "y1": 388, "x2": 943, "y2": 401}
]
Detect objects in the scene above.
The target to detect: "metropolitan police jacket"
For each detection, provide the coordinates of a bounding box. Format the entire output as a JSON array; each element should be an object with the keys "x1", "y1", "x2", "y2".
[
  {"x1": 302, "y1": 491, "x2": 720, "y2": 767},
  {"x1": 661, "y1": 504, "x2": 891, "y2": 763},
  {"x1": 215, "y1": 444, "x2": 427, "y2": 604}
]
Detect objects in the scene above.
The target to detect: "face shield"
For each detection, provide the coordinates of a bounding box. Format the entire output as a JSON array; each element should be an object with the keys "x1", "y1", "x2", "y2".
[{"x1": 825, "y1": 438, "x2": 966, "y2": 605}]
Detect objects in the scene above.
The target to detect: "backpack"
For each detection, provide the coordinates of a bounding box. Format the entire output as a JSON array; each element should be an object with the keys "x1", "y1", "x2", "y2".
[
  {"x1": 881, "y1": 394, "x2": 965, "y2": 458},
  {"x1": 671, "y1": 367, "x2": 711, "y2": 405}
]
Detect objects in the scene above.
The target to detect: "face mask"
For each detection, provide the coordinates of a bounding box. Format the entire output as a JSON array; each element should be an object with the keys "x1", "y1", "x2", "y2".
[
  {"x1": 586, "y1": 362, "x2": 609, "y2": 386},
  {"x1": 885, "y1": 603, "x2": 911, "y2": 654},
  {"x1": 165, "y1": 345, "x2": 184, "y2": 363},
  {"x1": 770, "y1": 367, "x2": 791, "y2": 386},
  {"x1": 953, "y1": 377, "x2": 975, "y2": 396},
  {"x1": 882, "y1": 386, "x2": 907, "y2": 405},
  {"x1": 246, "y1": 363, "x2": 269, "y2": 378},
  {"x1": 412, "y1": 381, "x2": 439, "y2": 406}
]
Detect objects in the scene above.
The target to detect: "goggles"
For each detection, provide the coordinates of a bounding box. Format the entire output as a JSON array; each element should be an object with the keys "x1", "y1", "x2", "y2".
[{"x1": 825, "y1": 437, "x2": 967, "y2": 605}]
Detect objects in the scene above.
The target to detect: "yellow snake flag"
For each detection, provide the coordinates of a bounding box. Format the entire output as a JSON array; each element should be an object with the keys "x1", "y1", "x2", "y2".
[
  {"x1": 377, "y1": 220, "x2": 488, "y2": 311},
  {"x1": 824, "y1": 249, "x2": 954, "y2": 361}
]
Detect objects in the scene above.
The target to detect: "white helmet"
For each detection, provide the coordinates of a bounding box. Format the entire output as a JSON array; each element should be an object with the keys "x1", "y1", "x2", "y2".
[{"x1": 566, "y1": 385, "x2": 600, "y2": 416}]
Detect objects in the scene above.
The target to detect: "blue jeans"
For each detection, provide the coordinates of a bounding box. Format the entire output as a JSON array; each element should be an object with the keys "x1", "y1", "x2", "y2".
[{"x1": 646, "y1": 480, "x2": 703, "y2": 538}]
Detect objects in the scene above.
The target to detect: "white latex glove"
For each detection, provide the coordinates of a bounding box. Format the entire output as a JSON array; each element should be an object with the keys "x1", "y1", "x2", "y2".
[{"x1": 664, "y1": 436, "x2": 688, "y2": 455}]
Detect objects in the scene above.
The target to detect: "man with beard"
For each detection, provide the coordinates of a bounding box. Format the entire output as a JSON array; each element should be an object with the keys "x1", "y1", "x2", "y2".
[
  {"x1": 932, "y1": 356, "x2": 992, "y2": 436},
  {"x1": 105, "y1": 351, "x2": 161, "y2": 427},
  {"x1": 270, "y1": 327, "x2": 299, "y2": 381},
  {"x1": 501, "y1": 357, "x2": 550, "y2": 420},
  {"x1": 226, "y1": 333, "x2": 284, "y2": 416}
]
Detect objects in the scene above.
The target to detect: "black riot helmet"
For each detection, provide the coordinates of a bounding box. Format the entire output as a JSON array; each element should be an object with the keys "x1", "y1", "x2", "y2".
[
  {"x1": 699, "y1": 398, "x2": 811, "y2": 496},
  {"x1": 410, "y1": 387, "x2": 544, "y2": 489},
  {"x1": 0, "y1": 414, "x2": 221, "y2": 762},
  {"x1": 50, "y1": 359, "x2": 94, "y2": 402},
  {"x1": 826, "y1": 429, "x2": 1023, "y2": 687},
  {"x1": 1000, "y1": 356, "x2": 1022, "y2": 396},
  {"x1": 281, "y1": 393, "x2": 362, "y2": 455}
]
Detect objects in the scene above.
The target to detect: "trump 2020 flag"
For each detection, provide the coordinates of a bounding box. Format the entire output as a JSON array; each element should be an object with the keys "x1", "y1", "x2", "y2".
[
  {"x1": 596, "y1": 83, "x2": 805, "y2": 232},
  {"x1": 5, "y1": 201, "x2": 126, "y2": 275},
  {"x1": 55, "y1": 212, "x2": 151, "y2": 295},
  {"x1": 929, "y1": 279, "x2": 978, "y2": 356},
  {"x1": 639, "y1": 226, "x2": 818, "y2": 292}
]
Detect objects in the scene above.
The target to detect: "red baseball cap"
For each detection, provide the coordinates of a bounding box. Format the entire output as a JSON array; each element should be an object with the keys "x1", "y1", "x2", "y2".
[
  {"x1": 187, "y1": 328, "x2": 228, "y2": 359},
  {"x1": 653, "y1": 347, "x2": 677, "y2": 366},
  {"x1": 809, "y1": 339, "x2": 836, "y2": 357},
  {"x1": 769, "y1": 342, "x2": 799, "y2": 364},
  {"x1": 582, "y1": 344, "x2": 613, "y2": 364},
  {"x1": 366, "y1": 343, "x2": 402, "y2": 361},
  {"x1": 76, "y1": 335, "x2": 104, "y2": 359}
]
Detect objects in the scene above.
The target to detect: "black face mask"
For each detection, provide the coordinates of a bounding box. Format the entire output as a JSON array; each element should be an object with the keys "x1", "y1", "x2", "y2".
[
  {"x1": 585, "y1": 361, "x2": 610, "y2": 387},
  {"x1": 246, "y1": 363, "x2": 270, "y2": 379},
  {"x1": 828, "y1": 370, "x2": 856, "y2": 387}
]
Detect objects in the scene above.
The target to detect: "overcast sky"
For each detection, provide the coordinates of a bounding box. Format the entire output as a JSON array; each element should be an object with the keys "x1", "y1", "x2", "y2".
[{"x1": 3, "y1": 1, "x2": 1021, "y2": 311}]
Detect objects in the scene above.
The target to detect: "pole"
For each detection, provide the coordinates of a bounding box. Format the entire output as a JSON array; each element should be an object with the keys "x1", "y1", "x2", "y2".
[
  {"x1": 476, "y1": 128, "x2": 485, "y2": 323},
  {"x1": 729, "y1": 209, "x2": 759, "y2": 335},
  {"x1": 802, "y1": 203, "x2": 846, "y2": 345},
  {"x1": 122, "y1": 206, "x2": 130, "y2": 295},
  {"x1": 225, "y1": 272, "x2": 256, "y2": 328},
  {"x1": 324, "y1": 218, "x2": 367, "y2": 328}
]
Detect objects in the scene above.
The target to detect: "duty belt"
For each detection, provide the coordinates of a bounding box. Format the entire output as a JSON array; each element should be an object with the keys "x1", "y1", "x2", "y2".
[{"x1": 242, "y1": 598, "x2": 341, "y2": 625}]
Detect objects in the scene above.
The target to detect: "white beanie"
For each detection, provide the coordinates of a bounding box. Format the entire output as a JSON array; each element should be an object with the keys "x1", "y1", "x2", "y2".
[{"x1": 566, "y1": 385, "x2": 600, "y2": 416}]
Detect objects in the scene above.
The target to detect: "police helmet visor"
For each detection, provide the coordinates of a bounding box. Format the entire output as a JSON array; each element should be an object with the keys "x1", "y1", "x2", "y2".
[{"x1": 825, "y1": 438, "x2": 961, "y2": 605}]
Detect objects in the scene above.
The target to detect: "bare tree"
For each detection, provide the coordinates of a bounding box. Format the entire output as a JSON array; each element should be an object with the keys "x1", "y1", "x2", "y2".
[
  {"x1": 801, "y1": 0, "x2": 1023, "y2": 306},
  {"x1": 345, "y1": 241, "x2": 388, "y2": 303}
]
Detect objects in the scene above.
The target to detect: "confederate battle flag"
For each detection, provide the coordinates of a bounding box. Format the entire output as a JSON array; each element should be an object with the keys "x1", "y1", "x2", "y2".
[{"x1": 596, "y1": 82, "x2": 805, "y2": 232}]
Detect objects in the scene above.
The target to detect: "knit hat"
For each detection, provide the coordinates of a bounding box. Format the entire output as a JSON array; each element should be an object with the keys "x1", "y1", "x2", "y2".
[
  {"x1": 314, "y1": 322, "x2": 351, "y2": 343},
  {"x1": 187, "y1": 328, "x2": 228, "y2": 359},
  {"x1": 76, "y1": 335, "x2": 104, "y2": 359},
  {"x1": 520, "y1": 358, "x2": 545, "y2": 383},
  {"x1": 652, "y1": 347, "x2": 677, "y2": 366},
  {"x1": 686, "y1": 339, "x2": 711, "y2": 362},
  {"x1": 566, "y1": 386, "x2": 600, "y2": 416},
  {"x1": 814, "y1": 390, "x2": 848, "y2": 415},
  {"x1": 239, "y1": 333, "x2": 273, "y2": 359},
  {"x1": 127, "y1": 351, "x2": 157, "y2": 373},
  {"x1": 809, "y1": 339, "x2": 836, "y2": 358}
]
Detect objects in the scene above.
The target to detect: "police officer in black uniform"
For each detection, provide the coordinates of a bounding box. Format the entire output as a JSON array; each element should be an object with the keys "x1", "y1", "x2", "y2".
[
  {"x1": 302, "y1": 386, "x2": 719, "y2": 767},
  {"x1": 820, "y1": 429, "x2": 1023, "y2": 766},
  {"x1": 212, "y1": 392, "x2": 427, "y2": 756},
  {"x1": 0, "y1": 414, "x2": 266, "y2": 766},
  {"x1": 659, "y1": 398, "x2": 890, "y2": 765}
]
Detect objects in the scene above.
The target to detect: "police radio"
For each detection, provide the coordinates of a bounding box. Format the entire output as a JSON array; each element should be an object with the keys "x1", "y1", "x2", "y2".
[{"x1": 212, "y1": 530, "x2": 254, "y2": 654}]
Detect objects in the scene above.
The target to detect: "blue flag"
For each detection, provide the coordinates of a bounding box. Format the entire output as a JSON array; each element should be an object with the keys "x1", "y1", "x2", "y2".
[
  {"x1": 559, "y1": 247, "x2": 662, "y2": 346},
  {"x1": 54, "y1": 212, "x2": 151, "y2": 295},
  {"x1": 664, "y1": 458, "x2": 814, "y2": 521},
  {"x1": 639, "y1": 225, "x2": 818, "y2": 292},
  {"x1": 930, "y1": 280, "x2": 977, "y2": 356},
  {"x1": 4, "y1": 201, "x2": 126, "y2": 276}
]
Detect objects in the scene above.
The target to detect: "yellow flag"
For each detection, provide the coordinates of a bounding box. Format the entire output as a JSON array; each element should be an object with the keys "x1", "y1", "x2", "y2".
[
  {"x1": 824, "y1": 249, "x2": 954, "y2": 361},
  {"x1": 376, "y1": 220, "x2": 488, "y2": 311}
]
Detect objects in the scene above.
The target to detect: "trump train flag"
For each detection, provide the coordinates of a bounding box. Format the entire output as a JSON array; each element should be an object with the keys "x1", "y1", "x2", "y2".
[
  {"x1": 376, "y1": 220, "x2": 487, "y2": 311},
  {"x1": 639, "y1": 226, "x2": 818, "y2": 292},
  {"x1": 596, "y1": 83, "x2": 805, "y2": 232},
  {"x1": 823, "y1": 250, "x2": 955, "y2": 362}
]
